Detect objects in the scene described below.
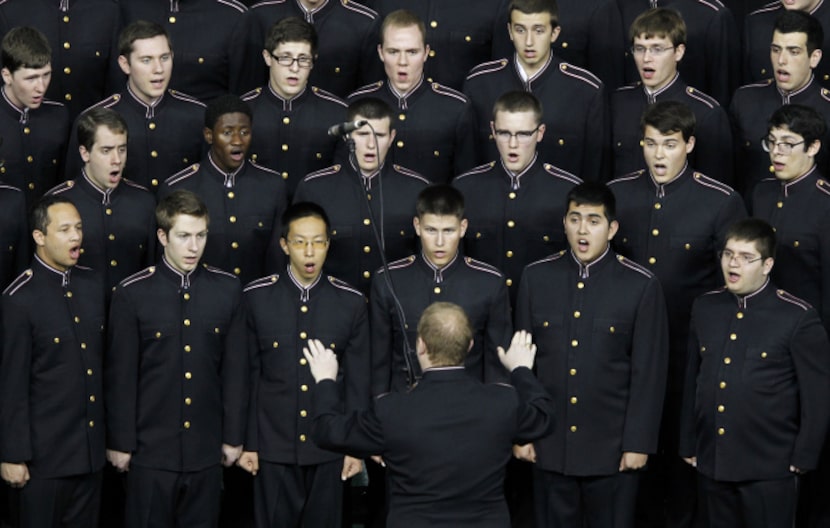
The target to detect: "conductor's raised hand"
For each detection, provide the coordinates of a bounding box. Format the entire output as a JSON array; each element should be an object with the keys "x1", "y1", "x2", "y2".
[
  {"x1": 303, "y1": 339, "x2": 339, "y2": 382},
  {"x1": 498, "y1": 330, "x2": 537, "y2": 372}
]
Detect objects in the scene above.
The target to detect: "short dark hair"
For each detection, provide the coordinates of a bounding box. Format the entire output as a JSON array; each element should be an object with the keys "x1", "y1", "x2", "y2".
[
  {"x1": 768, "y1": 104, "x2": 827, "y2": 151},
  {"x1": 156, "y1": 190, "x2": 209, "y2": 234},
  {"x1": 204, "y1": 94, "x2": 252, "y2": 129},
  {"x1": 381, "y1": 10, "x2": 426, "y2": 46},
  {"x1": 492, "y1": 90, "x2": 543, "y2": 124},
  {"x1": 280, "y1": 201, "x2": 331, "y2": 239},
  {"x1": 641, "y1": 100, "x2": 696, "y2": 141},
  {"x1": 346, "y1": 97, "x2": 394, "y2": 125},
  {"x1": 509, "y1": 0, "x2": 559, "y2": 28},
  {"x1": 724, "y1": 218, "x2": 776, "y2": 260},
  {"x1": 265, "y1": 16, "x2": 318, "y2": 56},
  {"x1": 118, "y1": 20, "x2": 171, "y2": 58},
  {"x1": 77, "y1": 108, "x2": 129, "y2": 151},
  {"x1": 565, "y1": 182, "x2": 616, "y2": 223},
  {"x1": 774, "y1": 10, "x2": 823, "y2": 55},
  {"x1": 31, "y1": 195, "x2": 74, "y2": 235},
  {"x1": 418, "y1": 302, "x2": 472, "y2": 367},
  {"x1": 629, "y1": 7, "x2": 686, "y2": 47},
  {"x1": 1, "y1": 27, "x2": 51, "y2": 73},
  {"x1": 416, "y1": 184, "x2": 465, "y2": 219}
]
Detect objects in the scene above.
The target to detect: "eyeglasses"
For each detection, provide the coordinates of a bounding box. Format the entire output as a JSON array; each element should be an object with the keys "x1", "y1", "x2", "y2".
[
  {"x1": 270, "y1": 53, "x2": 313, "y2": 68},
  {"x1": 761, "y1": 136, "x2": 805, "y2": 154},
  {"x1": 493, "y1": 126, "x2": 540, "y2": 144},
  {"x1": 630, "y1": 45, "x2": 676, "y2": 56},
  {"x1": 286, "y1": 239, "x2": 329, "y2": 249},
  {"x1": 718, "y1": 249, "x2": 763, "y2": 265}
]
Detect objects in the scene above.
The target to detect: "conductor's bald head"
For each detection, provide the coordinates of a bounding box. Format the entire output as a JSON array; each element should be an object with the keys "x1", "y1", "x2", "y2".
[{"x1": 416, "y1": 302, "x2": 473, "y2": 368}]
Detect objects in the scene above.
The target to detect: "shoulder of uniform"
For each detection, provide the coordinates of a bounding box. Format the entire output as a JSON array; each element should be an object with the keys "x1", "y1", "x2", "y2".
[
  {"x1": 749, "y1": 1, "x2": 781, "y2": 15},
  {"x1": 392, "y1": 165, "x2": 430, "y2": 184},
  {"x1": 89, "y1": 93, "x2": 123, "y2": 110},
  {"x1": 558, "y1": 62, "x2": 602, "y2": 90},
  {"x1": 40, "y1": 99, "x2": 65, "y2": 109},
  {"x1": 3, "y1": 269, "x2": 34, "y2": 296},
  {"x1": 310, "y1": 86, "x2": 348, "y2": 107},
  {"x1": 690, "y1": 172, "x2": 735, "y2": 196},
  {"x1": 527, "y1": 251, "x2": 567, "y2": 268},
  {"x1": 340, "y1": 0, "x2": 377, "y2": 19},
  {"x1": 243, "y1": 274, "x2": 280, "y2": 292},
  {"x1": 348, "y1": 81, "x2": 384, "y2": 99},
  {"x1": 303, "y1": 164, "x2": 341, "y2": 183},
  {"x1": 241, "y1": 87, "x2": 263, "y2": 101},
  {"x1": 0, "y1": 183, "x2": 21, "y2": 193},
  {"x1": 376, "y1": 255, "x2": 417, "y2": 275},
  {"x1": 164, "y1": 163, "x2": 200, "y2": 186},
  {"x1": 217, "y1": 0, "x2": 247, "y2": 13},
  {"x1": 542, "y1": 163, "x2": 582, "y2": 185},
  {"x1": 430, "y1": 83, "x2": 468, "y2": 103},
  {"x1": 608, "y1": 169, "x2": 645, "y2": 186},
  {"x1": 463, "y1": 257, "x2": 504, "y2": 278},
  {"x1": 121, "y1": 178, "x2": 151, "y2": 192},
  {"x1": 168, "y1": 90, "x2": 206, "y2": 107},
  {"x1": 455, "y1": 162, "x2": 496, "y2": 181},
  {"x1": 733, "y1": 80, "x2": 775, "y2": 98},
  {"x1": 699, "y1": 286, "x2": 727, "y2": 298},
  {"x1": 203, "y1": 264, "x2": 241, "y2": 280},
  {"x1": 119, "y1": 266, "x2": 157, "y2": 288},
  {"x1": 694, "y1": 0, "x2": 726, "y2": 12},
  {"x1": 466, "y1": 58, "x2": 510, "y2": 80},
  {"x1": 615, "y1": 254, "x2": 655, "y2": 279},
  {"x1": 684, "y1": 86, "x2": 719, "y2": 109},
  {"x1": 816, "y1": 178, "x2": 830, "y2": 196},
  {"x1": 820, "y1": 88, "x2": 830, "y2": 103},
  {"x1": 614, "y1": 83, "x2": 640, "y2": 94},
  {"x1": 251, "y1": 0, "x2": 287, "y2": 7},
  {"x1": 45, "y1": 180, "x2": 75, "y2": 195},
  {"x1": 249, "y1": 160, "x2": 281, "y2": 176},
  {"x1": 328, "y1": 276, "x2": 365, "y2": 297},
  {"x1": 777, "y1": 289, "x2": 813, "y2": 311}
]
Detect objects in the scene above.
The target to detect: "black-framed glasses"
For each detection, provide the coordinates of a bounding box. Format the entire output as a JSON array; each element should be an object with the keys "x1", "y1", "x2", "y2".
[
  {"x1": 761, "y1": 136, "x2": 805, "y2": 154},
  {"x1": 630, "y1": 45, "x2": 676, "y2": 56},
  {"x1": 718, "y1": 249, "x2": 763, "y2": 266},
  {"x1": 493, "y1": 126, "x2": 540, "y2": 144},
  {"x1": 270, "y1": 53, "x2": 313, "y2": 69}
]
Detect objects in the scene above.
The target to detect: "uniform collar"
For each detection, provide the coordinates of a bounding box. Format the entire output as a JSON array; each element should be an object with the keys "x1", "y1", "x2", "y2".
[
  {"x1": 569, "y1": 245, "x2": 612, "y2": 279},
  {"x1": 266, "y1": 82, "x2": 309, "y2": 111},
  {"x1": 1, "y1": 86, "x2": 30, "y2": 124},
  {"x1": 33, "y1": 254, "x2": 72, "y2": 287},
  {"x1": 643, "y1": 73, "x2": 682, "y2": 103},
  {"x1": 60, "y1": 0, "x2": 70, "y2": 11},
  {"x1": 387, "y1": 77, "x2": 426, "y2": 110},
  {"x1": 160, "y1": 254, "x2": 198, "y2": 289},
  {"x1": 348, "y1": 158, "x2": 385, "y2": 191},
  {"x1": 417, "y1": 251, "x2": 460, "y2": 283},
  {"x1": 126, "y1": 83, "x2": 166, "y2": 119},
  {"x1": 500, "y1": 154, "x2": 539, "y2": 190},
  {"x1": 778, "y1": 74, "x2": 815, "y2": 104},
  {"x1": 79, "y1": 169, "x2": 119, "y2": 205},
  {"x1": 286, "y1": 265, "x2": 322, "y2": 302},
  {"x1": 513, "y1": 52, "x2": 554, "y2": 90},
  {"x1": 649, "y1": 162, "x2": 690, "y2": 198},
  {"x1": 206, "y1": 151, "x2": 246, "y2": 188},
  {"x1": 733, "y1": 277, "x2": 771, "y2": 310},
  {"x1": 779, "y1": 164, "x2": 818, "y2": 197},
  {"x1": 420, "y1": 366, "x2": 467, "y2": 380},
  {"x1": 295, "y1": 0, "x2": 330, "y2": 22}
]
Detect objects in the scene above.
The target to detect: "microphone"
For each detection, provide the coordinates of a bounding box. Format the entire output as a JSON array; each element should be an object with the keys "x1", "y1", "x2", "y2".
[{"x1": 327, "y1": 120, "x2": 368, "y2": 137}]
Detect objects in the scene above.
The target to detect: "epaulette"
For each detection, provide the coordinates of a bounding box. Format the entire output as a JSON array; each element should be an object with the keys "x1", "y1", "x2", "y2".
[
  {"x1": 249, "y1": 159, "x2": 281, "y2": 176},
  {"x1": 203, "y1": 264, "x2": 239, "y2": 279},
  {"x1": 169, "y1": 90, "x2": 206, "y2": 107},
  {"x1": 816, "y1": 178, "x2": 830, "y2": 197},
  {"x1": 616, "y1": 254, "x2": 654, "y2": 278},
  {"x1": 455, "y1": 162, "x2": 496, "y2": 181},
  {"x1": 310, "y1": 86, "x2": 347, "y2": 107},
  {"x1": 348, "y1": 81, "x2": 384, "y2": 99},
  {"x1": 241, "y1": 87, "x2": 263, "y2": 101},
  {"x1": 90, "y1": 93, "x2": 123, "y2": 110},
  {"x1": 75, "y1": 265, "x2": 93, "y2": 272},
  {"x1": 821, "y1": 88, "x2": 830, "y2": 103},
  {"x1": 691, "y1": 172, "x2": 734, "y2": 196},
  {"x1": 614, "y1": 83, "x2": 639, "y2": 93},
  {"x1": 695, "y1": 0, "x2": 726, "y2": 12},
  {"x1": 121, "y1": 178, "x2": 151, "y2": 192},
  {"x1": 303, "y1": 164, "x2": 341, "y2": 183},
  {"x1": 45, "y1": 180, "x2": 75, "y2": 195},
  {"x1": 376, "y1": 255, "x2": 416, "y2": 275},
  {"x1": 543, "y1": 163, "x2": 582, "y2": 185},
  {"x1": 119, "y1": 266, "x2": 156, "y2": 288},
  {"x1": 328, "y1": 276, "x2": 365, "y2": 297},
  {"x1": 41, "y1": 99, "x2": 65, "y2": 108},
  {"x1": 464, "y1": 257, "x2": 503, "y2": 278},
  {"x1": 700, "y1": 286, "x2": 727, "y2": 297},
  {"x1": 684, "y1": 86, "x2": 718, "y2": 109},
  {"x1": 217, "y1": 0, "x2": 247, "y2": 13},
  {"x1": 466, "y1": 59, "x2": 510, "y2": 81},
  {"x1": 559, "y1": 63, "x2": 602, "y2": 90},
  {"x1": 777, "y1": 289, "x2": 812, "y2": 311},
  {"x1": 250, "y1": 0, "x2": 286, "y2": 9},
  {"x1": 392, "y1": 165, "x2": 430, "y2": 184},
  {"x1": 431, "y1": 83, "x2": 468, "y2": 104},
  {"x1": 749, "y1": 1, "x2": 781, "y2": 15},
  {"x1": 734, "y1": 80, "x2": 774, "y2": 94},
  {"x1": 3, "y1": 269, "x2": 33, "y2": 296},
  {"x1": 164, "y1": 163, "x2": 200, "y2": 186},
  {"x1": 0, "y1": 183, "x2": 21, "y2": 193},
  {"x1": 341, "y1": 0, "x2": 377, "y2": 19},
  {"x1": 527, "y1": 250, "x2": 567, "y2": 268},
  {"x1": 244, "y1": 274, "x2": 280, "y2": 292},
  {"x1": 608, "y1": 170, "x2": 645, "y2": 186}
]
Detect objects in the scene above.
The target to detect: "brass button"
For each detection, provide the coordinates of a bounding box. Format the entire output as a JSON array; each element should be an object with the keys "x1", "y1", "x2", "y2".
[
  {"x1": 282, "y1": 172, "x2": 288, "y2": 180},
  {"x1": 185, "y1": 397, "x2": 192, "y2": 405},
  {"x1": 149, "y1": 122, "x2": 156, "y2": 130},
  {"x1": 184, "y1": 293, "x2": 190, "y2": 300},
  {"x1": 508, "y1": 192, "x2": 516, "y2": 199},
  {"x1": 26, "y1": 155, "x2": 33, "y2": 163},
  {"x1": 184, "y1": 319, "x2": 191, "y2": 326},
  {"x1": 648, "y1": 257, "x2": 656, "y2": 265},
  {"x1": 300, "y1": 358, "x2": 307, "y2": 366},
  {"x1": 300, "y1": 331, "x2": 308, "y2": 339},
  {"x1": 63, "y1": 41, "x2": 70, "y2": 49},
  {"x1": 300, "y1": 410, "x2": 307, "y2": 417},
  {"x1": 300, "y1": 384, "x2": 308, "y2": 392},
  {"x1": 724, "y1": 357, "x2": 731, "y2": 365},
  {"x1": 169, "y1": 16, "x2": 176, "y2": 23},
  {"x1": 283, "y1": 117, "x2": 290, "y2": 124},
  {"x1": 184, "y1": 421, "x2": 191, "y2": 429},
  {"x1": 299, "y1": 434, "x2": 307, "y2": 442},
  {"x1": 282, "y1": 144, "x2": 288, "y2": 152},
  {"x1": 105, "y1": 208, "x2": 112, "y2": 215},
  {"x1": 110, "y1": 260, "x2": 118, "y2": 267},
  {"x1": 654, "y1": 203, "x2": 661, "y2": 210},
  {"x1": 761, "y1": 352, "x2": 768, "y2": 359},
  {"x1": 434, "y1": 287, "x2": 441, "y2": 294},
  {"x1": 198, "y1": 57, "x2": 205, "y2": 64},
  {"x1": 185, "y1": 372, "x2": 192, "y2": 379},
  {"x1": 569, "y1": 368, "x2": 577, "y2": 376},
  {"x1": 363, "y1": 245, "x2": 371, "y2": 253},
  {"x1": 184, "y1": 345, "x2": 191, "y2": 352},
  {"x1": 89, "y1": 421, "x2": 94, "y2": 427},
  {"x1": 570, "y1": 396, "x2": 577, "y2": 404},
  {"x1": 66, "y1": 291, "x2": 73, "y2": 298},
  {"x1": 65, "y1": 93, "x2": 72, "y2": 101},
  {"x1": 231, "y1": 242, "x2": 239, "y2": 249},
  {"x1": 719, "y1": 381, "x2": 727, "y2": 389},
  {"x1": 399, "y1": 113, "x2": 406, "y2": 121},
  {"x1": 396, "y1": 140, "x2": 404, "y2": 148},
  {"x1": 272, "y1": 341, "x2": 279, "y2": 348},
  {"x1": 227, "y1": 191, "x2": 235, "y2": 199},
  {"x1": 151, "y1": 179, "x2": 159, "y2": 186},
  {"x1": 430, "y1": 20, "x2": 438, "y2": 27},
  {"x1": 573, "y1": 311, "x2": 580, "y2": 318},
  {"x1": 108, "y1": 234, "x2": 115, "y2": 241},
  {"x1": 507, "y1": 220, "x2": 515, "y2": 228},
  {"x1": 506, "y1": 279, "x2": 513, "y2": 287},
  {"x1": 570, "y1": 425, "x2": 577, "y2": 432},
  {"x1": 300, "y1": 305, "x2": 308, "y2": 313},
  {"x1": 363, "y1": 218, "x2": 371, "y2": 226},
  {"x1": 729, "y1": 333, "x2": 737, "y2": 341},
  {"x1": 54, "y1": 337, "x2": 60, "y2": 344},
  {"x1": 363, "y1": 271, "x2": 371, "y2": 279},
  {"x1": 651, "y1": 229, "x2": 659, "y2": 236},
  {"x1": 89, "y1": 395, "x2": 95, "y2": 402},
  {"x1": 150, "y1": 150, "x2": 158, "y2": 158},
  {"x1": 63, "y1": 15, "x2": 69, "y2": 22},
  {"x1": 777, "y1": 201, "x2": 783, "y2": 208},
  {"x1": 74, "y1": 316, "x2": 80, "y2": 323},
  {"x1": 717, "y1": 405, "x2": 725, "y2": 413},
  {"x1": 22, "y1": 127, "x2": 29, "y2": 134},
  {"x1": 428, "y1": 50, "x2": 435, "y2": 58},
  {"x1": 736, "y1": 312, "x2": 743, "y2": 319},
  {"x1": 577, "y1": 282, "x2": 584, "y2": 289},
  {"x1": 571, "y1": 339, "x2": 578, "y2": 347},
  {"x1": 155, "y1": 332, "x2": 162, "y2": 339},
  {"x1": 718, "y1": 427, "x2": 725, "y2": 436},
  {"x1": 63, "y1": 67, "x2": 71, "y2": 75},
  {"x1": 80, "y1": 343, "x2": 87, "y2": 349},
  {"x1": 506, "y1": 250, "x2": 513, "y2": 258},
  {"x1": 229, "y1": 216, "x2": 237, "y2": 223}
]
